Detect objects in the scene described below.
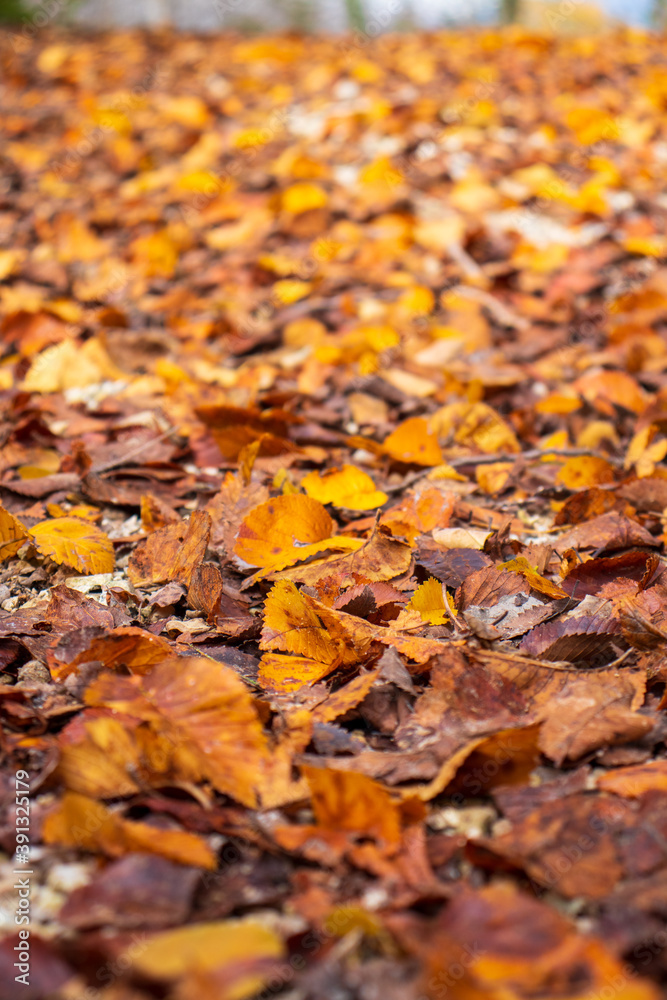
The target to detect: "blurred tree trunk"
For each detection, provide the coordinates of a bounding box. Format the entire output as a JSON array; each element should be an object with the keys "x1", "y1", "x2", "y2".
[
  {"x1": 284, "y1": 0, "x2": 315, "y2": 31},
  {"x1": 652, "y1": 0, "x2": 667, "y2": 28},
  {"x1": 500, "y1": 0, "x2": 519, "y2": 22},
  {"x1": 344, "y1": 0, "x2": 366, "y2": 30}
]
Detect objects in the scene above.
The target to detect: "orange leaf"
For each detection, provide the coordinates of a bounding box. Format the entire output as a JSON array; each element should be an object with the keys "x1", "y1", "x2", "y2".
[
  {"x1": 42, "y1": 791, "x2": 216, "y2": 868},
  {"x1": 574, "y1": 370, "x2": 647, "y2": 416},
  {"x1": 303, "y1": 765, "x2": 401, "y2": 850},
  {"x1": 555, "y1": 455, "x2": 616, "y2": 489},
  {"x1": 271, "y1": 522, "x2": 411, "y2": 587},
  {"x1": 383, "y1": 417, "x2": 443, "y2": 466},
  {"x1": 85, "y1": 656, "x2": 269, "y2": 807},
  {"x1": 50, "y1": 626, "x2": 174, "y2": 681},
  {"x1": 233, "y1": 494, "x2": 359, "y2": 573}
]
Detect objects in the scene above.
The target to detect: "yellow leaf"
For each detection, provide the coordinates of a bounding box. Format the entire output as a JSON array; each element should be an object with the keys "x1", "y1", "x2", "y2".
[
  {"x1": 395, "y1": 285, "x2": 435, "y2": 317},
  {"x1": 476, "y1": 462, "x2": 514, "y2": 495},
  {"x1": 258, "y1": 652, "x2": 336, "y2": 692},
  {"x1": 272, "y1": 279, "x2": 312, "y2": 304},
  {"x1": 623, "y1": 235, "x2": 667, "y2": 258},
  {"x1": 128, "y1": 918, "x2": 283, "y2": 991},
  {"x1": 282, "y1": 182, "x2": 328, "y2": 214},
  {"x1": 408, "y1": 577, "x2": 449, "y2": 625},
  {"x1": 130, "y1": 231, "x2": 179, "y2": 278},
  {"x1": 555, "y1": 456, "x2": 615, "y2": 489},
  {"x1": 301, "y1": 465, "x2": 388, "y2": 510},
  {"x1": 565, "y1": 107, "x2": 619, "y2": 146},
  {"x1": 413, "y1": 216, "x2": 466, "y2": 253},
  {"x1": 0, "y1": 505, "x2": 29, "y2": 562},
  {"x1": 453, "y1": 402, "x2": 520, "y2": 454},
  {"x1": 160, "y1": 95, "x2": 210, "y2": 128},
  {"x1": 261, "y1": 580, "x2": 353, "y2": 666},
  {"x1": 360, "y1": 156, "x2": 403, "y2": 188},
  {"x1": 29, "y1": 517, "x2": 114, "y2": 574},
  {"x1": 499, "y1": 555, "x2": 568, "y2": 600},
  {"x1": 23, "y1": 338, "x2": 122, "y2": 393}
]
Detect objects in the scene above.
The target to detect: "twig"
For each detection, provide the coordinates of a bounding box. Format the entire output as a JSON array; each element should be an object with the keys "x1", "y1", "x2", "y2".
[
  {"x1": 448, "y1": 447, "x2": 623, "y2": 468},
  {"x1": 384, "y1": 447, "x2": 622, "y2": 495},
  {"x1": 454, "y1": 284, "x2": 530, "y2": 331}
]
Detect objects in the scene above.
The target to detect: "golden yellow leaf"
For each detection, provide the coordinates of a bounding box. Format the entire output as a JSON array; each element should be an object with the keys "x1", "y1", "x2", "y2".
[
  {"x1": 0, "y1": 505, "x2": 29, "y2": 562},
  {"x1": 258, "y1": 652, "x2": 336, "y2": 692},
  {"x1": 499, "y1": 555, "x2": 568, "y2": 600},
  {"x1": 555, "y1": 456, "x2": 615, "y2": 489},
  {"x1": 623, "y1": 236, "x2": 667, "y2": 257},
  {"x1": 453, "y1": 402, "x2": 520, "y2": 454},
  {"x1": 128, "y1": 918, "x2": 283, "y2": 1000},
  {"x1": 29, "y1": 517, "x2": 114, "y2": 574},
  {"x1": 272, "y1": 279, "x2": 312, "y2": 304},
  {"x1": 261, "y1": 580, "x2": 355, "y2": 666},
  {"x1": 282, "y1": 182, "x2": 328, "y2": 214},
  {"x1": 476, "y1": 462, "x2": 514, "y2": 495},
  {"x1": 301, "y1": 465, "x2": 388, "y2": 510},
  {"x1": 395, "y1": 285, "x2": 435, "y2": 317},
  {"x1": 23, "y1": 337, "x2": 122, "y2": 393},
  {"x1": 408, "y1": 577, "x2": 449, "y2": 625}
]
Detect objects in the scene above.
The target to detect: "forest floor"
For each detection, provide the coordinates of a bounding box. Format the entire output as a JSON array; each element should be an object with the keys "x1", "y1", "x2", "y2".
[{"x1": 2, "y1": 24, "x2": 667, "y2": 1000}]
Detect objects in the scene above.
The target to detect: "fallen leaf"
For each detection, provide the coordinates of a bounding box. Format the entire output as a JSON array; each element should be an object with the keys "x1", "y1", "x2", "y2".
[
  {"x1": 0, "y1": 505, "x2": 29, "y2": 561},
  {"x1": 29, "y1": 517, "x2": 114, "y2": 574},
  {"x1": 301, "y1": 465, "x2": 388, "y2": 510},
  {"x1": 42, "y1": 791, "x2": 216, "y2": 868}
]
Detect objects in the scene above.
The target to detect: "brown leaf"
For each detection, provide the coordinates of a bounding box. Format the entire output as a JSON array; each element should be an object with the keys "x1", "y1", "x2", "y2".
[
  {"x1": 128, "y1": 510, "x2": 211, "y2": 587},
  {"x1": 555, "y1": 512, "x2": 657, "y2": 554}
]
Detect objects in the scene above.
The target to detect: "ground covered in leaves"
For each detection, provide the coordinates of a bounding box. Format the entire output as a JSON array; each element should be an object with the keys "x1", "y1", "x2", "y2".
[{"x1": 2, "y1": 23, "x2": 667, "y2": 1000}]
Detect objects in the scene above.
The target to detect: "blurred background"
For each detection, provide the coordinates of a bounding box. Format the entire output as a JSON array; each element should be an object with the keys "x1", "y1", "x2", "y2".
[{"x1": 1, "y1": 0, "x2": 665, "y2": 31}]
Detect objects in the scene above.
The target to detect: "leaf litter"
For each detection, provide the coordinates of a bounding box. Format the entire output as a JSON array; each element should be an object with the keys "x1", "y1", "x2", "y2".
[{"x1": 1, "y1": 22, "x2": 667, "y2": 1000}]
